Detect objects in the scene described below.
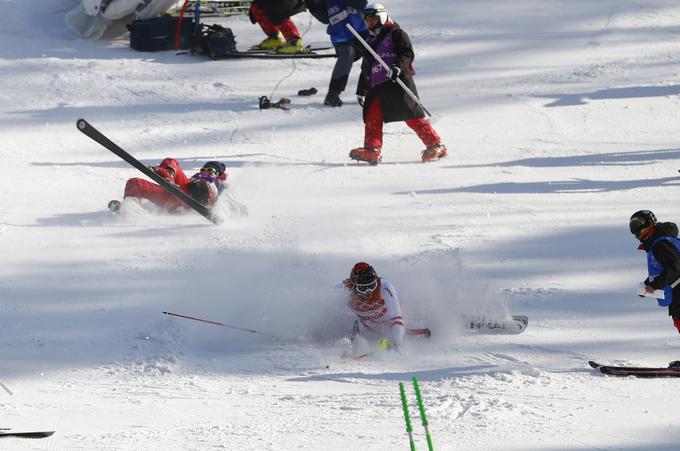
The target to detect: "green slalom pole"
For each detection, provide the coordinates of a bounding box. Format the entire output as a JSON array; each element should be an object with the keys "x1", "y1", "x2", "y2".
[
  {"x1": 412, "y1": 377, "x2": 434, "y2": 451},
  {"x1": 399, "y1": 382, "x2": 417, "y2": 451}
]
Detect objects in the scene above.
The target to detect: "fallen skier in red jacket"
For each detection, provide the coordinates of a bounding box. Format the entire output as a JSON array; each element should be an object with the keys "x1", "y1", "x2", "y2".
[{"x1": 108, "y1": 158, "x2": 227, "y2": 212}]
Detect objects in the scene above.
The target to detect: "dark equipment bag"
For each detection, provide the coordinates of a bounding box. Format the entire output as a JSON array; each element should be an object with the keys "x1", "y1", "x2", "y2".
[
  {"x1": 197, "y1": 24, "x2": 237, "y2": 59},
  {"x1": 129, "y1": 16, "x2": 195, "y2": 51}
]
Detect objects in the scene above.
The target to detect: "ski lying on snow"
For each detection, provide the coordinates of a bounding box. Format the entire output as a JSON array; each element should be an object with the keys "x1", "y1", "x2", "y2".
[
  {"x1": 0, "y1": 431, "x2": 55, "y2": 439},
  {"x1": 218, "y1": 50, "x2": 336, "y2": 59},
  {"x1": 243, "y1": 45, "x2": 334, "y2": 54},
  {"x1": 588, "y1": 361, "x2": 669, "y2": 371},
  {"x1": 76, "y1": 119, "x2": 218, "y2": 224},
  {"x1": 466, "y1": 315, "x2": 528, "y2": 334},
  {"x1": 589, "y1": 361, "x2": 680, "y2": 377}
]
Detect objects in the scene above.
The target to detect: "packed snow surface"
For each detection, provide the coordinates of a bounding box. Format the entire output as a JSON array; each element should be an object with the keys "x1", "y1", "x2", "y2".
[{"x1": 3, "y1": 0, "x2": 680, "y2": 449}]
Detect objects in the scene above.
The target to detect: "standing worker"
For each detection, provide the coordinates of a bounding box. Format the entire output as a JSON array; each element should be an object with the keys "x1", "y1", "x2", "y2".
[
  {"x1": 350, "y1": 3, "x2": 447, "y2": 165},
  {"x1": 630, "y1": 210, "x2": 680, "y2": 336},
  {"x1": 307, "y1": 0, "x2": 368, "y2": 107}
]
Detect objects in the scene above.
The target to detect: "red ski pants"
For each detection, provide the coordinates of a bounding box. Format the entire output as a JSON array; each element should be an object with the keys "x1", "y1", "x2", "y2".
[
  {"x1": 674, "y1": 319, "x2": 680, "y2": 334},
  {"x1": 250, "y1": 3, "x2": 300, "y2": 41},
  {"x1": 364, "y1": 98, "x2": 441, "y2": 150},
  {"x1": 124, "y1": 178, "x2": 184, "y2": 210},
  {"x1": 123, "y1": 157, "x2": 192, "y2": 209}
]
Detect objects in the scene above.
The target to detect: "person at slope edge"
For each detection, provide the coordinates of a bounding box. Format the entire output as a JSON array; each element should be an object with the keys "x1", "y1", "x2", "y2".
[
  {"x1": 630, "y1": 210, "x2": 680, "y2": 335},
  {"x1": 108, "y1": 159, "x2": 227, "y2": 212},
  {"x1": 248, "y1": 0, "x2": 308, "y2": 54},
  {"x1": 343, "y1": 262, "x2": 406, "y2": 351},
  {"x1": 350, "y1": 2, "x2": 447, "y2": 165},
  {"x1": 306, "y1": 0, "x2": 368, "y2": 107}
]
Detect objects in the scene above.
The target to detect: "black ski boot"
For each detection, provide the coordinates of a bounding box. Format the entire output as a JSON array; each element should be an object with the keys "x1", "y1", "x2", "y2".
[
  {"x1": 669, "y1": 360, "x2": 680, "y2": 368},
  {"x1": 324, "y1": 75, "x2": 348, "y2": 107},
  {"x1": 324, "y1": 91, "x2": 342, "y2": 107}
]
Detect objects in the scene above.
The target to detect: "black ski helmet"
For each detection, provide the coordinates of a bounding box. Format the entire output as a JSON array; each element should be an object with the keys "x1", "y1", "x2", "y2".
[
  {"x1": 202, "y1": 161, "x2": 225, "y2": 175},
  {"x1": 629, "y1": 210, "x2": 657, "y2": 238}
]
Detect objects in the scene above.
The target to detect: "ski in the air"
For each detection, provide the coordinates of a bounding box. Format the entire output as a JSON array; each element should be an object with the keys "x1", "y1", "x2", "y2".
[
  {"x1": 465, "y1": 315, "x2": 528, "y2": 334},
  {"x1": 0, "y1": 430, "x2": 55, "y2": 439},
  {"x1": 76, "y1": 119, "x2": 218, "y2": 224},
  {"x1": 589, "y1": 361, "x2": 680, "y2": 377}
]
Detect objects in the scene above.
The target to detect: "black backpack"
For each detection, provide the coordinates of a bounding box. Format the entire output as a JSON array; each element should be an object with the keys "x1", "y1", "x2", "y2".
[
  {"x1": 129, "y1": 16, "x2": 194, "y2": 52},
  {"x1": 197, "y1": 24, "x2": 237, "y2": 59}
]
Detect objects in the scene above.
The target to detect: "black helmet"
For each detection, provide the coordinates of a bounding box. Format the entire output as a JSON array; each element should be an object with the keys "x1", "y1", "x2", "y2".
[
  {"x1": 350, "y1": 262, "x2": 378, "y2": 296},
  {"x1": 201, "y1": 161, "x2": 225, "y2": 176},
  {"x1": 629, "y1": 210, "x2": 656, "y2": 239}
]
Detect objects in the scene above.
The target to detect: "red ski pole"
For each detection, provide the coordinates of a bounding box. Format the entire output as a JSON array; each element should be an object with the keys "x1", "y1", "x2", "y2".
[
  {"x1": 162, "y1": 311, "x2": 279, "y2": 339},
  {"x1": 175, "y1": 0, "x2": 191, "y2": 53}
]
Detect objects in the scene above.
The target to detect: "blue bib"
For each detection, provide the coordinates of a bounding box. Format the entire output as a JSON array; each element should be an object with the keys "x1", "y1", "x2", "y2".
[
  {"x1": 647, "y1": 236, "x2": 680, "y2": 306},
  {"x1": 325, "y1": 0, "x2": 366, "y2": 44}
]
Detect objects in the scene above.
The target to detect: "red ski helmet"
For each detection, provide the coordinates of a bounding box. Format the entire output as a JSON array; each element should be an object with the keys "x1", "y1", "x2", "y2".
[{"x1": 350, "y1": 262, "x2": 378, "y2": 296}]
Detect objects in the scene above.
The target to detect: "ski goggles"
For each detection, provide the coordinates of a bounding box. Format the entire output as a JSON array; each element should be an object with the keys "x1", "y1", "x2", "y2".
[
  {"x1": 200, "y1": 166, "x2": 218, "y2": 175},
  {"x1": 363, "y1": 7, "x2": 384, "y2": 19},
  {"x1": 354, "y1": 279, "x2": 378, "y2": 295}
]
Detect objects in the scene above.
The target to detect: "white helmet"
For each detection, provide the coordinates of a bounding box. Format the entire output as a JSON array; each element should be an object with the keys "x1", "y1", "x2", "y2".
[{"x1": 363, "y1": 3, "x2": 388, "y2": 27}]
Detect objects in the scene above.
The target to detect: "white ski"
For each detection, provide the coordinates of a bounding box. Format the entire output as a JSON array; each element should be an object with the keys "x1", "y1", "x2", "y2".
[{"x1": 465, "y1": 315, "x2": 528, "y2": 334}]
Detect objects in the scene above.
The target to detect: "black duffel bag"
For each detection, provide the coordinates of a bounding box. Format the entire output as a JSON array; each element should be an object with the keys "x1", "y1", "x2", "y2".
[
  {"x1": 129, "y1": 16, "x2": 194, "y2": 52},
  {"x1": 197, "y1": 24, "x2": 237, "y2": 59}
]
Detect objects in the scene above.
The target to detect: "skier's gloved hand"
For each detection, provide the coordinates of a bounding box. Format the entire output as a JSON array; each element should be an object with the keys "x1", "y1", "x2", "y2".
[
  {"x1": 377, "y1": 338, "x2": 399, "y2": 351},
  {"x1": 356, "y1": 95, "x2": 365, "y2": 107},
  {"x1": 389, "y1": 65, "x2": 401, "y2": 82},
  {"x1": 643, "y1": 277, "x2": 658, "y2": 292}
]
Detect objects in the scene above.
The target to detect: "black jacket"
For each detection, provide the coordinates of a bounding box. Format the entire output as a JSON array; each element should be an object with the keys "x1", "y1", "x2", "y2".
[
  {"x1": 356, "y1": 22, "x2": 425, "y2": 123},
  {"x1": 642, "y1": 222, "x2": 680, "y2": 290},
  {"x1": 251, "y1": 0, "x2": 307, "y2": 25}
]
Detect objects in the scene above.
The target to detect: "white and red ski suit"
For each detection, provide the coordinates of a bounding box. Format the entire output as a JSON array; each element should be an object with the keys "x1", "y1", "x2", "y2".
[{"x1": 344, "y1": 277, "x2": 406, "y2": 348}]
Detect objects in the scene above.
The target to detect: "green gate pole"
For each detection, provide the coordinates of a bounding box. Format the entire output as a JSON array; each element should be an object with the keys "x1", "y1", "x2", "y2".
[
  {"x1": 399, "y1": 382, "x2": 416, "y2": 451},
  {"x1": 412, "y1": 377, "x2": 434, "y2": 451}
]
